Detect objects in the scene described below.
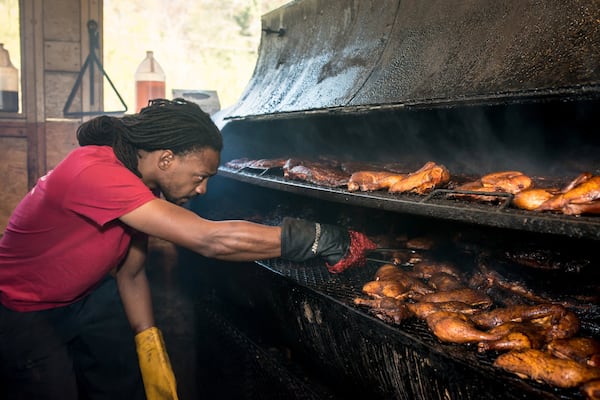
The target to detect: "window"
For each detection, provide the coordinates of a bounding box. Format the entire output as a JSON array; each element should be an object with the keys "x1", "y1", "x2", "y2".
[{"x1": 0, "y1": 0, "x2": 21, "y2": 114}]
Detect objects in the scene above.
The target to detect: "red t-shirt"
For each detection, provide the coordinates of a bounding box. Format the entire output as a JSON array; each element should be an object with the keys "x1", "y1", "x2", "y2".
[{"x1": 0, "y1": 145, "x2": 157, "y2": 311}]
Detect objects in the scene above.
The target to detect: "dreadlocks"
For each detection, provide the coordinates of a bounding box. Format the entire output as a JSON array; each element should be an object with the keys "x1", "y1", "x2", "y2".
[{"x1": 76, "y1": 98, "x2": 223, "y2": 177}]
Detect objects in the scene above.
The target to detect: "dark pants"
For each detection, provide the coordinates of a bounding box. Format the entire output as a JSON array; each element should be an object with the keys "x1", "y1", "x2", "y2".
[{"x1": 0, "y1": 276, "x2": 146, "y2": 400}]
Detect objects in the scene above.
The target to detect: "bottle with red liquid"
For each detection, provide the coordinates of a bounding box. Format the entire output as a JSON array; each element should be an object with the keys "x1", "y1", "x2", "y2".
[
  {"x1": 135, "y1": 50, "x2": 165, "y2": 112},
  {"x1": 0, "y1": 43, "x2": 19, "y2": 113}
]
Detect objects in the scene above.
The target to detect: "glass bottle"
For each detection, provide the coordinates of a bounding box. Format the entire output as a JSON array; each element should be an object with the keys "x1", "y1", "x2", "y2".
[
  {"x1": 135, "y1": 50, "x2": 166, "y2": 112},
  {"x1": 0, "y1": 43, "x2": 19, "y2": 112}
]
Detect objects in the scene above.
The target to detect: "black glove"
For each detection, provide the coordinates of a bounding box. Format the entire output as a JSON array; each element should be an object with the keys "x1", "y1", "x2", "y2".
[
  {"x1": 280, "y1": 217, "x2": 349, "y2": 265},
  {"x1": 280, "y1": 217, "x2": 377, "y2": 273}
]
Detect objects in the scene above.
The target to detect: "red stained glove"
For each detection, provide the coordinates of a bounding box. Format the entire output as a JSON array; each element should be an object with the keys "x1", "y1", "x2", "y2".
[{"x1": 326, "y1": 230, "x2": 377, "y2": 274}]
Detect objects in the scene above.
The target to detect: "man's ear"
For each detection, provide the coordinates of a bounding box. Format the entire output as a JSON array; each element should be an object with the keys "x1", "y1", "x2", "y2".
[{"x1": 158, "y1": 150, "x2": 174, "y2": 170}]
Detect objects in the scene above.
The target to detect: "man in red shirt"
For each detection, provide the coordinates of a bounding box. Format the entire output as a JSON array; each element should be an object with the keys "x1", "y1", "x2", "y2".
[{"x1": 0, "y1": 98, "x2": 376, "y2": 400}]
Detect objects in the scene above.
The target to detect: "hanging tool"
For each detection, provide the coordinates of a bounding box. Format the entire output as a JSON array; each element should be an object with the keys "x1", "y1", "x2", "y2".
[{"x1": 63, "y1": 20, "x2": 128, "y2": 116}]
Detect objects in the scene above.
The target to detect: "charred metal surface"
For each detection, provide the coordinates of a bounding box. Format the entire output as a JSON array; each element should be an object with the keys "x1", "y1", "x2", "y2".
[{"x1": 220, "y1": 0, "x2": 600, "y2": 120}]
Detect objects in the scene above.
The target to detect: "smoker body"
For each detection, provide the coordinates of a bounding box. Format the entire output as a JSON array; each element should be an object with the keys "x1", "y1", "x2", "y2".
[{"x1": 186, "y1": 1, "x2": 600, "y2": 398}]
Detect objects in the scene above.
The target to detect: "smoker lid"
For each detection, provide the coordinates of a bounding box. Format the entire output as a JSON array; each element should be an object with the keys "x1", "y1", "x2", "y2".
[{"x1": 216, "y1": 0, "x2": 600, "y2": 124}]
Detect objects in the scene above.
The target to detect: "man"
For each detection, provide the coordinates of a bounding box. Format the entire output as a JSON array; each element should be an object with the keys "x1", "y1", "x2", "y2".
[{"x1": 0, "y1": 98, "x2": 376, "y2": 399}]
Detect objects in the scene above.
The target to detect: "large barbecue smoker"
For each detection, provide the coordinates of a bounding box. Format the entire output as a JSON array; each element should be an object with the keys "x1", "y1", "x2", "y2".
[{"x1": 182, "y1": 1, "x2": 600, "y2": 399}]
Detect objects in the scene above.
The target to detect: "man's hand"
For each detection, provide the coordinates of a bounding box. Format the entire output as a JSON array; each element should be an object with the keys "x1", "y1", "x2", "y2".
[{"x1": 280, "y1": 217, "x2": 376, "y2": 273}]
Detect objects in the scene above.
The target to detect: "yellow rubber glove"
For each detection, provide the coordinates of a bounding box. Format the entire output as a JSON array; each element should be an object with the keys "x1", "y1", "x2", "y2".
[{"x1": 135, "y1": 327, "x2": 179, "y2": 400}]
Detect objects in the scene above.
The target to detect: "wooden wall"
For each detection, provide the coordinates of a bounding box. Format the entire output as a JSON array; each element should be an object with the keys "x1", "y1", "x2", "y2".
[{"x1": 0, "y1": 0, "x2": 103, "y2": 232}]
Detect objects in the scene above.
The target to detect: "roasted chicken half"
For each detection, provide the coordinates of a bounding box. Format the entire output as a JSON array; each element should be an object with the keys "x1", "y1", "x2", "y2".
[
  {"x1": 425, "y1": 311, "x2": 503, "y2": 343},
  {"x1": 536, "y1": 175, "x2": 600, "y2": 213},
  {"x1": 546, "y1": 337, "x2": 600, "y2": 367},
  {"x1": 347, "y1": 170, "x2": 406, "y2": 192},
  {"x1": 388, "y1": 161, "x2": 450, "y2": 194},
  {"x1": 494, "y1": 349, "x2": 600, "y2": 388}
]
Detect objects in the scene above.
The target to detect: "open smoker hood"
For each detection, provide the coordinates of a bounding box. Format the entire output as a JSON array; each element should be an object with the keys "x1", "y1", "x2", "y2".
[{"x1": 215, "y1": 0, "x2": 600, "y2": 122}]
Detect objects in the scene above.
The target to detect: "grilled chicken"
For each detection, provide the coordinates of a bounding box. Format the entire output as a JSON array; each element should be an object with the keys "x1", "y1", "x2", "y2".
[
  {"x1": 452, "y1": 180, "x2": 504, "y2": 202},
  {"x1": 477, "y1": 322, "x2": 548, "y2": 352},
  {"x1": 405, "y1": 235, "x2": 440, "y2": 250},
  {"x1": 388, "y1": 161, "x2": 450, "y2": 194},
  {"x1": 470, "y1": 304, "x2": 579, "y2": 341},
  {"x1": 374, "y1": 264, "x2": 435, "y2": 296},
  {"x1": 546, "y1": 337, "x2": 600, "y2": 367},
  {"x1": 561, "y1": 172, "x2": 593, "y2": 193},
  {"x1": 478, "y1": 331, "x2": 544, "y2": 353},
  {"x1": 417, "y1": 288, "x2": 493, "y2": 308},
  {"x1": 512, "y1": 188, "x2": 558, "y2": 210},
  {"x1": 581, "y1": 379, "x2": 600, "y2": 400},
  {"x1": 347, "y1": 170, "x2": 406, "y2": 192},
  {"x1": 536, "y1": 175, "x2": 600, "y2": 212},
  {"x1": 407, "y1": 301, "x2": 481, "y2": 319},
  {"x1": 425, "y1": 311, "x2": 503, "y2": 343},
  {"x1": 480, "y1": 171, "x2": 533, "y2": 193},
  {"x1": 353, "y1": 297, "x2": 410, "y2": 325},
  {"x1": 410, "y1": 260, "x2": 462, "y2": 279},
  {"x1": 470, "y1": 304, "x2": 567, "y2": 329},
  {"x1": 454, "y1": 171, "x2": 533, "y2": 202},
  {"x1": 427, "y1": 272, "x2": 465, "y2": 291},
  {"x1": 562, "y1": 200, "x2": 600, "y2": 216},
  {"x1": 494, "y1": 349, "x2": 600, "y2": 388},
  {"x1": 544, "y1": 310, "x2": 580, "y2": 341},
  {"x1": 361, "y1": 280, "x2": 410, "y2": 300}
]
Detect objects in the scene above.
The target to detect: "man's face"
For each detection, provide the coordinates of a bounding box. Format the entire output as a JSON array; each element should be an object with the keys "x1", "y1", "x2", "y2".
[{"x1": 157, "y1": 148, "x2": 220, "y2": 205}]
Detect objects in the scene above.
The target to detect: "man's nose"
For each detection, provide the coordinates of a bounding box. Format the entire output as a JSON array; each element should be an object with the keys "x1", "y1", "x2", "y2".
[{"x1": 195, "y1": 180, "x2": 208, "y2": 195}]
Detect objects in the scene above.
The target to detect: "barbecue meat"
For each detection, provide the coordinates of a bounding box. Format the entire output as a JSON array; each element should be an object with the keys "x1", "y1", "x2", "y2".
[
  {"x1": 478, "y1": 331, "x2": 543, "y2": 353},
  {"x1": 224, "y1": 157, "x2": 288, "y2": 170},
  {"x1": 470, "y1": 304, "x2": 580, "y2": 342},
  {"x1": 283, "y1": 159, "x2": 350, "y2": 187},
  {"x1": 407, "y1": 301, "x2": 481, "y2": 319},
  {"x1": 410, "y1": 260, "x2": 462, "y2": 279},
  {"x1": 417, "y1": 288, "x2": 493, "y2": 308},
  {"x1": 361, "y1": 280, "x2": 410, "y2": 300},
  {"x1": 225, "y1": 157, "x2": 254, "y2": 169},
  {"x1": 347, "y1": 170, "x2": 405, "y2": 192},
  {"x1": 405, "y1": 235, "x2": 440, "y2": 250},
  {"x1": 425, "y1": 311, "x2": 503, "y2": 343},
  {"x1": 545, "y1": 310, "x2": 580, "y2": 341},
  {"x1": 512, "y1": 188, "x2": 557, "y2": 210},
  {"x1": 546, "y1": 337, "x2": 600, "y2": 367},
  {"x1": 536, "y1": 175, "x2": 600, "y2": 212},
  {"x1": 374, "y1": 264, "x2": 435, "y2": 296},
  {"x1": 563, "y1": 200, "x2": 600, "y2": 215},
  {"x1": 494, "y1": 349, "x2": 600, "y2": 388},
  {"x1": 477, "y1": 322, "x2": 548, "y2": 352},
  {"x1": 427, "y1": 272, "x2": 465, "y2": 291},
  {"x1": 470, "y1": 304, "x2": 567, "y2": 329},
  {"x1": 388, "y1": 161, "x2": 450, "y2": 194},
  {"x1": 247, "y1": 158, "x2": 288, "y2": 169},
  {"x1": 454, "y1": 171, "x2": 533, "y2": 202},
  {"x1": 480, "y1": 171, "x2": 533, "y2": 193},
  {"x1": 562, "y1": 172, "x2": 593, "y2": 192},
  {"x1": 353, "y1": 297, "x2": 410, "y2": 325},
  {"x1": 452, "y1": 180, "x2": 503, "y2": 202},
  {"x1": 581, "y1": 379, "x2": 600, "y2": 400}
]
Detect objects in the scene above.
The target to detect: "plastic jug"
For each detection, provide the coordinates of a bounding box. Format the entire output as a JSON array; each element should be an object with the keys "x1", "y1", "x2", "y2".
[
  {"x1": 0, "y1": 43, "x2": 19, "y2": 112},
  {"x1": 135, "y1": 50, "x2": 165, "y2": 112}
]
